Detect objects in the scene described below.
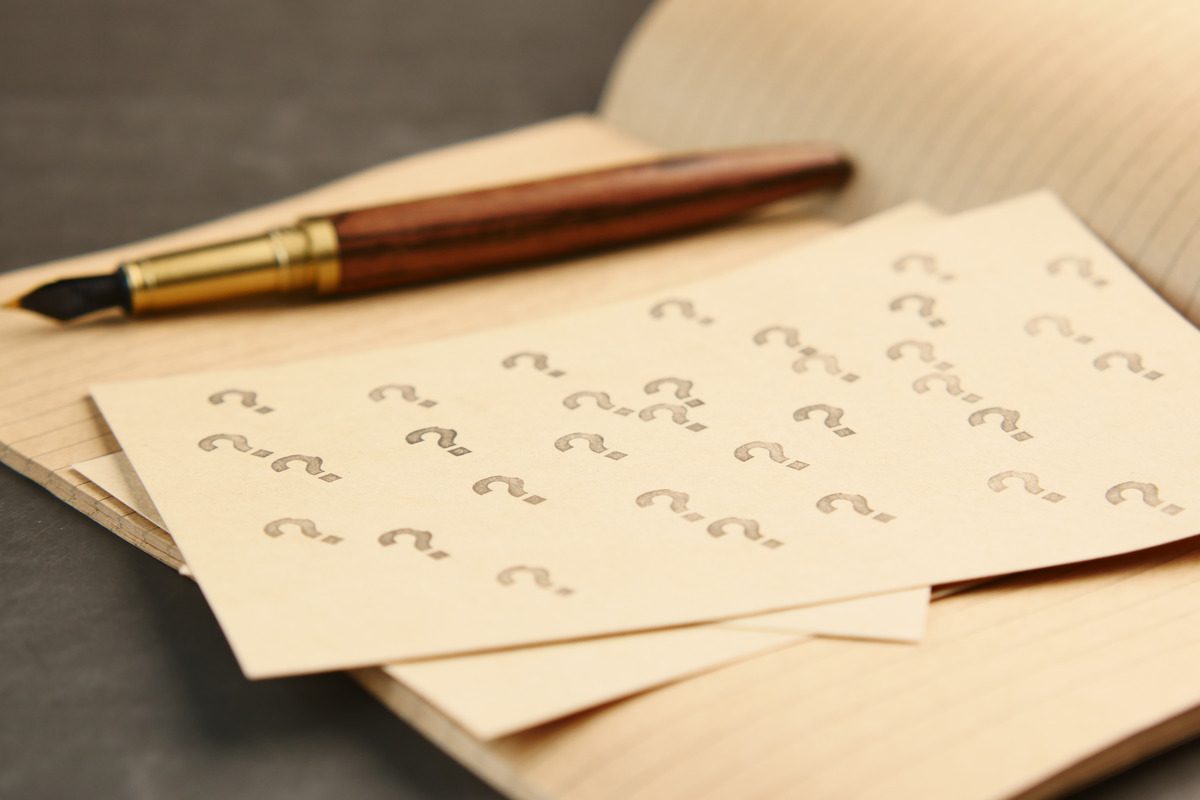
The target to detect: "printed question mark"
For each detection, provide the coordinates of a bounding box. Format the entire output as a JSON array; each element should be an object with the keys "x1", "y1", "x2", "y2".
[
  {"x1": 197, "y1": 432, "x2": 274, "y2": 458},
  {"x1": 816, "y1": 492, "x2": 894, "y2": 522},
  {"x1": 472, "y1": 475, "x2": 546, "y2": 505},
  {"x1": 368, "y1": 384, "x2": 437, "y2": 407},
  {"x1": 706, "y1": 517, "x2": 783, "y2": 548},
  {"x1": 638, "y1": 403, "x2": 707, "y2": 432},
  {"x1": 752, "y1": 325, "x2": 802, "y2": 348},
  {"x1": 378, "y1": 528, "x2": 449, "y2": 558},
  {"x1": 501, "y1": 352, "x2": 565, "y2": 378},
  {"x1": 885, "y1": 339, "x2": 952, "y2": 370},
  {"x1": 553, "y1": 432, "x2": 627, "y2": 460},
  {"x1": 911, "y1": 372, "x2": 982, "y2": 403},
  {"x1": 563, "y1": 390, "x2": 633, "y2": 415},
  {"x1": 198, "y1": 433, "x2": 253, "y2": 452},
  {"x1": 733, "y1": 441, "x2": 808, "y2": 471},
  {"x1": 404, "y1": 426, "x2": 472, "y2": 456},
  {"x1": 1023, "y1": 314, "x2": 1092, "y2": 344},
  {"x1": 635, "y1": 489, "x2": 703, "y2": 521},
  {"x1": 270, "y1": 454, "x2": 342, "y2": 482},
  {"x1": 208, "y1": 389, "x2": 273, "y2": 414},
  {"x1": 1105, "y1": 481, "x2": 1184, "y2": 515},
  {"x1": 893, "y1": 253, "x2": 954, "y2": 281},
  {"x1": 649, "y1": 298, "x2": 714, "y2": 325},
  {"x1": 792, "y1": 351, "x2": 858, "y2": 382},
  {"x1": 793, "y1": 404, "x2": 855, "y2": 437},
  {"x1": 987, "y1": 470, "x2": 1065, "y2": 502},
  {"x1": 1093, "y1": 351, "x2": 1163, "y2": 380},
  {"x1": 967, "y1": 407, "x2": 1032, "y2": 441},
  {"x1": 888, "y1": 293, "x2": 945, "y2": 327},
  {"x1": 1047, "y1": 255, "x2": 1106, "y2": 287},
  {"x1": 496, "y1": 565, "x2": 573, "y2": 596},
  {"x1": 644, "y1": 377, "x2": 703, "y2": 407},
  {"x1": 263, "y1": 517, "x2": 342, "y2": 544}
]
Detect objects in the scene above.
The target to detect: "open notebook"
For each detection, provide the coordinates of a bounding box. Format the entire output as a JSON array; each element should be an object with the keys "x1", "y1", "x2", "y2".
[{"x1": 3, "y1": 0, "x2": 1200, "y2": 797}]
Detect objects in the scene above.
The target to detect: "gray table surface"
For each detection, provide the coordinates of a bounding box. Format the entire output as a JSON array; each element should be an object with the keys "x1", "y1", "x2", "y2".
[{"x1": 2, "y1": 2, "x2": 1199, "y2": 797}]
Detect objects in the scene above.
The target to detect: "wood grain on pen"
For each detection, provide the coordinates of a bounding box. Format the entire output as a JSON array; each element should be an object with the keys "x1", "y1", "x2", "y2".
[{"x1": 328, "y1": 145, "x2": 851, "y2": 293}]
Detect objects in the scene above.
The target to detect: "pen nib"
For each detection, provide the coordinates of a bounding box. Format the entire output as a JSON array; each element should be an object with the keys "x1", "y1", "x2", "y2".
[{"x1": 8, "y1": 271, "x2": 129, "y2": 321}]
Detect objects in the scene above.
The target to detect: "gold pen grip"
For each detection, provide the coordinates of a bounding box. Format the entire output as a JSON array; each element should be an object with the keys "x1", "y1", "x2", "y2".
[{"x1": 122, "y1": 218, "x2": 339, "y2": 313}]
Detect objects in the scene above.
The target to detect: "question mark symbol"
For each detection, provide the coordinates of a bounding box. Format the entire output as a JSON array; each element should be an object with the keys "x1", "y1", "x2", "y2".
[
  {"x1": 263, "y1": 517, "x2": 342, "y2": 544},
  {"x1": 893, "y1": 253, "x2": 954, "y2": 282},
  {"x1": 911, "y1": 373, "x2": 982, "y2": 403},
  {"x1": 733, "y1": 441, "x2": 807, "y2": 470},
  {"x1": 1024, "y1": 314, "x2": 1094, "y2": 344},
  {"x1": 1047, "y1": 256, "x2": 1106, "y2": 287},
  {"x1": 496, "y1": 566, "x2": 573, "y2": 596},
  {"x1": 707, "y1": 517, "x2": 783, "y2": 548},
  {"x1": 563, "y1": 390, "x2": 634, "y2": 415},
  {"x1": 209, "y1": 389, "x2": 273, "y2": 414},
  {"x1": 369, "y1": 384, "x2": 437, "y2": 407},
  {"x1": 1105, "y1": 481, "x2": 1184, "y2": 515},
  {"x1": 553, "y1": 432, "x2": 627, "y2": 460},
  {"x1": 198, "y1": 433, "x2": 253, "y2": 452},
  {"x1": 472, "y1": 475, "x2": 546, "y2": 505},
  {"x1": 405, "y1": 426, "x2": 472, "y2": 456},
  {"x1": 198, "y1": 432, "x2": 274, "y2": 458},
  {"x1": 793, "y1": 404, "x2": 855, "y2": 437},
  {"x1": 501, "y1": 352, "x2": 565, "y2": 378},
  {"x1": 270, "y1": 454, "x2": 341, "y2": 482},
  {"x1": 644, "y1": 377, "x2": 703, "y2": 407},
  {"x1": 752, "y1": 325, "x2": 802, "y2": 348},
  {"x1": 792, "y1": 351, "x2": 858, "y2": 382},
  {"x1": 1093, "y1": 351, "x2": 1163, "y2": 380},
  {"x1": 635, "y1": 489, "x2": 703, "y2": 521},
  {"x1": 967, "y1": 407, "x2": 1032, "y2": 441},
  {"x1": 378, "y1": 528, "x2": 449, "y2": 558},
  {"x1": 987, "y1": 470, "x2": 1065, "y2": 502},
  {"x1": 886, "y1": 339, "x2": 952, "y2": 371},
  {"x1": 816, "y1": 492, "x2": 894, "y2": 522},
  {"x1": 650, "y1": 298, "x2": 714, "y2": 325},
  {"x1": 638, "y1": 403, "x2": 706, "y2": 432},
  {"x1": 888, "y1": 293, "x2": 945, "y2": 327}
]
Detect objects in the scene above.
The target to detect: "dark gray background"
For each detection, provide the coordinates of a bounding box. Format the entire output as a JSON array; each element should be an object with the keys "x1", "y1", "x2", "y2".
[{"x1": 2, "y1": 2, "x2": 1199, "y2": 798}]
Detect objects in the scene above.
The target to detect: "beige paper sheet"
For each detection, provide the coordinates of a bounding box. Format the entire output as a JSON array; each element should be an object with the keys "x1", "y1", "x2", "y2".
[
  {"x1": 88, "y1": 207, "x2": 942, "y2": 676},
  {"x1": 91, "y1": 192, "x2": 1198, "y2": 678},
  {"x1": 72, "y1": 450, "x2": 929, "y2": 640},
  {"x1": 74, "y1": 450, "x2": 929, "y2": 738}
]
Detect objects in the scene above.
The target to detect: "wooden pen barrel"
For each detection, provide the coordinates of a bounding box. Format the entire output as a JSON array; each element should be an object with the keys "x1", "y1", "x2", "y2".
[{"x1": 324, "y1": 144, "x2": 852, "y2": 295}]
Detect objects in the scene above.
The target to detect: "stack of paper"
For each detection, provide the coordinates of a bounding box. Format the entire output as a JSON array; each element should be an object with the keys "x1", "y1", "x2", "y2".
[{"x1": 75, "y1": 191, "x2": 1198, "y2": 740}]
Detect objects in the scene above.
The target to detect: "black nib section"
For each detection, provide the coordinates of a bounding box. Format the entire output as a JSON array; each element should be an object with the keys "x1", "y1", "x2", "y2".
[{"x1": 8, "y1": 271, "x2": 130, "y2": 321}]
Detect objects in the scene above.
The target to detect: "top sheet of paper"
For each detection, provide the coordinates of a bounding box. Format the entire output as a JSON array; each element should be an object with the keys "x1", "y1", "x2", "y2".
[{"x1": 92, "y1": 192, "x2": 1199, "y2": 677}]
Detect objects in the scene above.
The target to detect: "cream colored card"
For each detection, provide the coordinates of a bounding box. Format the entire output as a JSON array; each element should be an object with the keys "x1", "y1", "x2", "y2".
[
  {"x1": 89, "y1": 208, "x2": 934, "y2": 677},
  {"x1": 74, "y1": 449, "x2": 927, "y2": 737},
  {"x1": 91, "y1": 193, "x2": 1199, "y2": 678},
  {"x1": 72, "y1": 450, "x2": 928, "y2": 640}
]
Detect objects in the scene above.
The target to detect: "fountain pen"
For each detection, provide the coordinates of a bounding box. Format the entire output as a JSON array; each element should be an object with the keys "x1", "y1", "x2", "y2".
[{"x1": 8, "y1": 143, "x2": 851, "y2": 321}]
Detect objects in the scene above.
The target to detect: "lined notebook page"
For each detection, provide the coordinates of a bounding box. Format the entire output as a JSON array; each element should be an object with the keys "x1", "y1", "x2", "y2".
[{"x1": 602, "y1": 0, "x2": 1200, "y2": 325}]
